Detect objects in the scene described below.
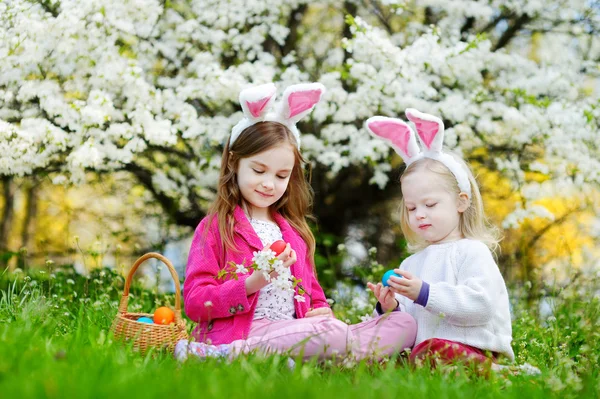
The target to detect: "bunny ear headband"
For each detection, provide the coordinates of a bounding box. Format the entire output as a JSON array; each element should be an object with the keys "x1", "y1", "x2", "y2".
[
  {"x1": 230, "y1": 82, "x2": 326, "y2": 149},
  {"x1": 366, "y1": 108, "x2": 472, "y2": 197}
]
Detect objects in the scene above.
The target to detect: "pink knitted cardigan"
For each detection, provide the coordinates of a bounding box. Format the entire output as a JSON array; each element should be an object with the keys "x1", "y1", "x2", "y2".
[{"x1": 184, "y1": 206, "x2": 329, "y2": 344}]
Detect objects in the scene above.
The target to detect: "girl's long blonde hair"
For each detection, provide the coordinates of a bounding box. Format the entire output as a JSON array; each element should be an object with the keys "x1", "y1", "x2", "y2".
[
  {"x1": 206, "y1": 121, "x2": 316, "y2": 270},
  {"x1": 399, "y1": 155, "x2": 501, "y2": 254}
]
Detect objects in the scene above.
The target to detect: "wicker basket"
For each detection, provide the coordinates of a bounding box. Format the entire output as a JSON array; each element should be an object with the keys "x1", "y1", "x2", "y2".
[{"x1": 111, "y1": 252, "x2": 188, "y2": 354}]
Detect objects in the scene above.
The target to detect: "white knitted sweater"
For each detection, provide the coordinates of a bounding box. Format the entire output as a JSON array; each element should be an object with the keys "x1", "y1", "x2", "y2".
[{"x1": 395, "y1": 239, "x2": 514, "y2": 360}]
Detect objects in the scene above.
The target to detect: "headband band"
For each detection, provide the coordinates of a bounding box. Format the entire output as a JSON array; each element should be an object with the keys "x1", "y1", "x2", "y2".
[
  {"x1": 230, "y1": 82, "x2": 326, "y2": 149},
  {"x1": 366, "y1": 108, "x2": 472, "y2": 197}
]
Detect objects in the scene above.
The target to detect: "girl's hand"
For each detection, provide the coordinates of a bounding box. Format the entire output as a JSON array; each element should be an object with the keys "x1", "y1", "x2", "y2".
[
  {"x1": 367, "y1": 282, "x2": 398, "y2": 312},
  {"x1": 246, "y1": 244, "x2": 297, "y2": 295},
  {"x1": 277, "y1": 243, "x2": 297, "y2": 269},
  {"x1": 386, "y1": 269, "x2": 422, "y2": 301},
  {"x1": 268, "y1": 243, "x2": 296, "y2": 280},
  {"x1": 305, "y1": 307, "x2": 333, "y2": 318}
]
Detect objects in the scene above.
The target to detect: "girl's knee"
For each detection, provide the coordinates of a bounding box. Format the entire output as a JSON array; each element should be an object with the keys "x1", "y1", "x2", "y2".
[
  {"x1": 383, "y1": 312, "x2": 417, "y2": 330},
  {"x1": 317, "y1": 317, "x2": 348, "y2": 336},
  {"x1": 381, "y1": 312, "x2": 417, "y2": 346},
  {"x1": 316, "y1": 317, "x2": 349, "y2": 353}
]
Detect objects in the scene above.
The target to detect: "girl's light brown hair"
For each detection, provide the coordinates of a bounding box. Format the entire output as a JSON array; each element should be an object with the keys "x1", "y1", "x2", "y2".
[
  {"x1": 206, "y1": 121, "x2": 316, "y2": 270},
  {"x1": 399, "y1": 156, "x2": 501, "y2": 254}
]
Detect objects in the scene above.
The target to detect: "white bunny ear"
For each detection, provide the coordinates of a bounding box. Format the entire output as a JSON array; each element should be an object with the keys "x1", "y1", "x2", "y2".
[
  {"x1": 405, "y1": 108, "x2": 445, "y2": 153},
  {"x1": 230, "y1": 83, "x2": 277, "y2": 146},
  {"x1": 366, "y1": 116, "x2": 421, "y2": 164},
  {"x1": 239, "y1": 83, "x2": 277, "y2": 120},
  {"x1": 278, "y1": 83, "x2": 325, "y2": 124}
]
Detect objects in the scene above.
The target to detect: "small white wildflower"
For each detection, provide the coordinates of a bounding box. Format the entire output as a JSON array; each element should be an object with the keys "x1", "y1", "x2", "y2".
[
  {"x1": 235, "y1": 264, "x2": 248, "y2": 274},
  {"x1": 359, "y1": 313, "x2": 373, "y2": 322},
  {"x1": 294, "y1": 295, "x2": 306, "y2": 303},
  {"x1": 272, "y1": 276, "x2": 292, "y2": 291},
  {"x1": 272, "y1": 259, "x2": 285, "y2": 273},
  {"x1": 368, "y1": 247, "x2": 377, "y2": 255},
  {"x1": 253, "y1": 249, "x2": 276, "y2": 271},
  {"x1": 66, "y1": 279, "x2": 75, "y2": 285}
]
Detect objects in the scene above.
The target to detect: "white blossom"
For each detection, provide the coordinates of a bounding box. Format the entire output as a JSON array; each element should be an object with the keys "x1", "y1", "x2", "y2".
[
  {"x1": 0, "y1": 0, "x2": 598, "y2": 253},
  {"x1": 235, "y1": 264, "x2": 249, "y2": 274}
]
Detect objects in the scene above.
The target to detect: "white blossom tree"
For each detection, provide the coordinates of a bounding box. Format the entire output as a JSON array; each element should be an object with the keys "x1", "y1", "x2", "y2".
[{"x1": 1, "y1": 0, "x2": 599, "y2": 277}]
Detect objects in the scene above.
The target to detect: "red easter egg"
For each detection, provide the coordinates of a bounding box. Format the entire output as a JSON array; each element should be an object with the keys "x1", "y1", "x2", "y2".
[{"x1": 270, "y1": 240, "x2": 287, "y2": 256}]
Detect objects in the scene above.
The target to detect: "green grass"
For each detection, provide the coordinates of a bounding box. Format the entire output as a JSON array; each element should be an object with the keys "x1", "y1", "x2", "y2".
[{"x1": 0, "y1": 266, "x2": 598, "y2": 398}]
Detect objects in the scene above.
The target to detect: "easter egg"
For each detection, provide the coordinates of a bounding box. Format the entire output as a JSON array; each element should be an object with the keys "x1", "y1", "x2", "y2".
[
  {"x1": 153, "y1": 306, "x2": 175, "y2": 325},
  {"x1": 270, "y1": 240, "x2": 287, "y2": 256},
  {"x1": 137, "y1": 317, "x2": 154, "y2": 324},
  {"x1": 382, "y1": 270, "x2": 402, "y2": 287}
]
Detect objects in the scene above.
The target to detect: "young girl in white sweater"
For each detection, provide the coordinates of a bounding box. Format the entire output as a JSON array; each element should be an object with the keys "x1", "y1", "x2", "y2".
[{"x1": 365, "y1": 109, "x2": 514, "y2": 365}]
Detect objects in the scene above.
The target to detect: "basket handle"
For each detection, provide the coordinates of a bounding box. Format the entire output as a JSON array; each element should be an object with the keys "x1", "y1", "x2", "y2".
[{"x1": 117, "y1": 252, "x2": 185, "y2": 326}]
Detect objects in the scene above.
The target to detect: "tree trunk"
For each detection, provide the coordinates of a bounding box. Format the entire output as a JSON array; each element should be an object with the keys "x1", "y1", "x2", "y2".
[
  {"x1": 0, "y1": 176, "x2": 15, "y2": 251},
  {"x1": 21, "y1": 181, "x2": 39, "y2": 255}
]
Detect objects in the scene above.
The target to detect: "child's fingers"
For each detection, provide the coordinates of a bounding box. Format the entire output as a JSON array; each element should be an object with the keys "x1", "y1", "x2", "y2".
[
  {"x1": 369, "y1": 282, "x2": 381, "y2": 299},
  {"x1": 389, "y1": 275, "x2": 409, "y2": 286},
  {"x1": 277, "y1": 244, "x2": 292, "y2": 260},
  {"x1": 394, "y1": 269, "x2": 413, "y2": 279},
  {"x1": 306, "y1": 308, "x2": 333, "y2": 318},
  {"x1": 387, "y1": 278, "x2": 408, "y2": 292},
  {"x1": 383, "y1": 287, "x2": 395, "y2": 300},
  {"x1": 282, "y1": 249, "x2": 297, "y2": 268},
  {"x1": 381, "y1": 286, "x2": 391, "y2": 298}
]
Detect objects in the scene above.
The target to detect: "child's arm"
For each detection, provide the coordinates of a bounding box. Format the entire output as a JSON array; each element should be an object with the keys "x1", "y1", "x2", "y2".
[
  {"x1": 183, "y1": 219, "x2": 253, "y2": 323},
  {"x1": 422, "y1": 242, "x2": 504, "y2": 326}
]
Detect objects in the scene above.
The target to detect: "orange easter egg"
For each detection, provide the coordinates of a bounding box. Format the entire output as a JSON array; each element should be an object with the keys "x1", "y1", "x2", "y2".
[{"x1": 153, "y1": 306, "x2": 175, "y2": 325}]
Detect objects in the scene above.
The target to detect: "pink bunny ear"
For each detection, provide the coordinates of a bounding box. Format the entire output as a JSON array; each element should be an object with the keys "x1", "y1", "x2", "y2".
[
  {"x1": 280, "y1": 83, "x2": 325, "y2": 122},
  {"x1": 239, "y1": 83, "x2": 277, "y2": 120},
  {"x1": 366, "y1": 116, "x2": 421, "y2": 163},
  {"x1": 405, "y1": 108, "x2": 445, "y2": 152}
]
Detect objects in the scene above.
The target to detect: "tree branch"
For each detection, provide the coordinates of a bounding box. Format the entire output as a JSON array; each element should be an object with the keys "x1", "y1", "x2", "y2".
[
  {"x1": 282, "y1": 4, "x2": 308, "y2": 56},
  {"x1": 493, "y1": 13, "x2": 532, "y2": 51},
  {"x1": 124, "y1": 162, "x2": 203, "y2": 228}
]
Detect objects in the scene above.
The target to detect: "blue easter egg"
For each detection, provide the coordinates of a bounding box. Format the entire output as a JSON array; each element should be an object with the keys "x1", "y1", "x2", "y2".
[
  {"x1": 382, "y1": 270, "x2": 402, "y2": 287},
  {"x1": 137, "y1": 317, "x2": 154, "y2": 324}
]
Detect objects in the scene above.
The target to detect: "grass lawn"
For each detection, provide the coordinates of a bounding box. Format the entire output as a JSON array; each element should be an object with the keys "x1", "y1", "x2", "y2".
[{"x1": 0, "y1": 266, "x2": 598, "y2": 398}]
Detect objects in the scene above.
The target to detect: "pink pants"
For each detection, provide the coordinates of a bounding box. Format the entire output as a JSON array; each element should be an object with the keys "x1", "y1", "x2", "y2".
[{"x1": 229, "y1": 313, "x2": 416, "y2": 361}]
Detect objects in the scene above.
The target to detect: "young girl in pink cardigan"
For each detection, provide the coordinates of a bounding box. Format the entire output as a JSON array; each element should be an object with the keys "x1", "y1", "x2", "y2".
[{"x1": 175, "y1": 83, "x2": 416, "y2": 362}]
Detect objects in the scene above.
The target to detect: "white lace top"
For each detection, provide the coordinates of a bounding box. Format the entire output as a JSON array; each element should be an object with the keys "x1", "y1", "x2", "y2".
[{"x1": 249, "y1": 218, "x2": 296, "y2": 321}]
